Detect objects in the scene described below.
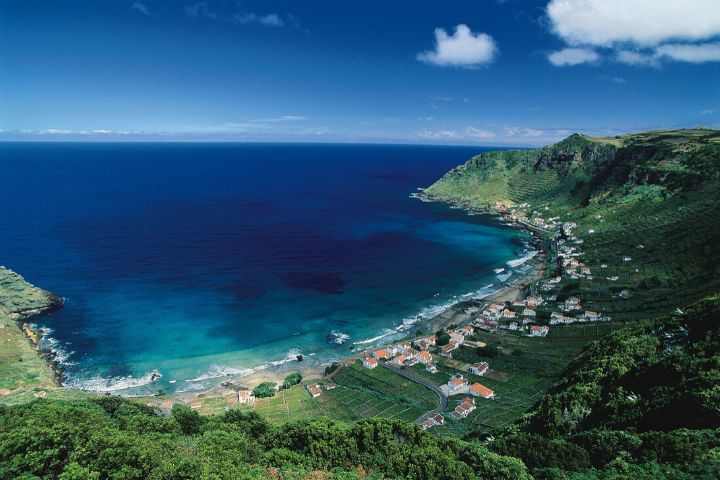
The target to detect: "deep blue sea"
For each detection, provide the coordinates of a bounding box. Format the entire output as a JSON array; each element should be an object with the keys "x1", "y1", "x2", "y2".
[{"x1": 0, "y1": 142, "x2": 533, "y2": 395}]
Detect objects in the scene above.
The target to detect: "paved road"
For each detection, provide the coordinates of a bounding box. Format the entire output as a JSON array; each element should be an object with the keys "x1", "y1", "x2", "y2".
[{"x1": 380, "y1": 363, "x2": 449, "y2": 423}]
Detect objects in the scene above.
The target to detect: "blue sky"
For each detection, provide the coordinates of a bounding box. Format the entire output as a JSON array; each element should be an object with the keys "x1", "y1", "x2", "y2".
[{"x1": 1, "y1": 0, "x2": 719, "y2": 146}]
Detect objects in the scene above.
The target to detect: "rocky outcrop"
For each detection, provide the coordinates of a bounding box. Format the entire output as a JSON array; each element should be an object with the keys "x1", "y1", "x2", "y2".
[{"x1": 0, "y1": 267, "x2": 63, "y2": 320}]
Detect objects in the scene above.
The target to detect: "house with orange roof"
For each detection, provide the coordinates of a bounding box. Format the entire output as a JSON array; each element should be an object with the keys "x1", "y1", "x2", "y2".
[
  {"x1": 404, "y1": 348, "x2": 419, "y2": 359},
  {"x1": 396, "y1": 341, "x2": 411, "y2": 351},
  {"x1": 190, "y1": 401, "x2": 203, "y2": 409},
  {"x1": 426, "y1": 363, "x2": 438, "y2": 374},
  {"x1": 448, "y1": 375, "x2": 468, "y2": 390},
  {"x1": 363, "y1": 357, "x2": 378, "y2": 369},
  {"x1": 405, "y1": 357, "x2": 419, "y2": 366},
  {"x1": 469, "y1": 383, "x2": 495, "y2": 399},
  {"x1": 161, "y1": 400, "x2": 173, "y2": 409},
  {"x1": 448, "y1": 331, "x2": 464, "y2": 345},
  {"x1": 522, "y1": 308, "x2": 536, "y2": 317},
  {"x1": 422, "y1": 418, "x2": 435, "y2": 430},
  {"x1": 0, "y1": 389, "x2": 10, "y2": 396},
  {"x1": 458, "y1": 325, "x2": 474, "y2": 336},
  {"x1": 227, "y1": 397, "x2": 238, "y2": 405},
  {"x1": 417, "y1": 350, "x2": 433, "y2": 364},
  {"x1": 238, "y1": 390, "x2": 255, "y2": 404},
  {"x1": 385, "y1": 345, "x2": 399, "y2": 356},
  {"x1": 373, "y1": 350, "x2": 389, "y2": 361},
  {"x1": 452, "y1": 400, "x2": 476, "y2": 418},
  {"x1": 530, "y1": 325, "x2": 550, "y2": 337},
  {"x1": 428, "y1": 413, "x2": 444, "y2": 425},
  {"x1": 467, "y1": 362, "x2": 489, "y2": 376},
  {"x1": 426, "y1": 335, "x2": 438, "y2": 345},
  {"x1": 34, "y1": 391, "x2": 46, "y2": 398},
  {"x1": 393, "y1": 355, "x2": 407, "y2": 365},
  {"x1": 416, "y1": 339, "x2": 431, "y2": 350},
  {"x1": 306, "y1": 383, "x2": 322, "y2": 398},
  {"x1": 503, "y1": 309, "x2": 517, "y2": 318}
]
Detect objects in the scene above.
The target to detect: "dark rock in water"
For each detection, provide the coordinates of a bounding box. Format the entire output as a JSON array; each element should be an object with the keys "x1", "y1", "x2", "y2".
[{"x1": 296, "y1": 354, "x2": 303, "y2": 362}]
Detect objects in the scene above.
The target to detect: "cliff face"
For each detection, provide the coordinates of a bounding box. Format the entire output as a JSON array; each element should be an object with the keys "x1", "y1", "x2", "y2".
[{"x1": 0, "y1": 267, "x2": 63, "y2": 320}]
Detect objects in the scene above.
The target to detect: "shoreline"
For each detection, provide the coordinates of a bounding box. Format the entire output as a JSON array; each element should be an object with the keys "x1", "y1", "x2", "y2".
[
  {"x1": 7, "y1": 197, "x2": 549, "y2": 405},
  {"x1": 170, "y1": 199, "x2": 548, "y2": 404}
]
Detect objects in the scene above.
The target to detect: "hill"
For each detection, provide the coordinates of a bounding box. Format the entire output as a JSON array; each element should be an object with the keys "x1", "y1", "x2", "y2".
[{"x1": 424, "y1": 128, "x2": 720, "y2": 323}]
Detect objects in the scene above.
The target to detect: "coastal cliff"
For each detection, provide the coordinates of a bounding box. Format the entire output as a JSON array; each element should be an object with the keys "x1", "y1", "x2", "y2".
[
  {"x1": 0, "y1": 266, "x2": 64, "y2": 388},
  {"x1": 0, "y1": 266, "x2": 63, "y2": 320}
]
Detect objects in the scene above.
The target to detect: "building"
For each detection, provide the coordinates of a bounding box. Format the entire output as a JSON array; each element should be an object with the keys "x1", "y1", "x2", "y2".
[
  {"x1": 448, "y1": 331, "x2": 465, "y2": 345},
  {"x1": 448, "y1": 375, "x2": 468, "y2": 390},
  {"x1": 323, "y1": 384, "x2": 337, "y2": 391},
  {"x1": 306, "y1": 384, "x2": 323, "y2": 398},
  {"x1": 469, "y1": 383, "x2": 495, "y2": 399},
  {"x1": 190, "y1": 401, "x2": 203, "y2": 409},
  {"x1": 530, "y1": 325, "x2": 549, "y2": 337},
  {"x1": 373, "y1": 350, "x2": 390, "y2": 361},
  {"x1": 503, "y1": 309, "x2": 517, "y2": 318},
  {"x1": 426, "y1": 363, "x2": 438, "y2": 374},
  {"x1": 363, "y1": 357, "x2": 378, "y2": 369},
  {"x1": 417, "y1": 350, "x2": 433, "y2": 364},
  {"x1": 452, "y1": 400, "x2": 476, "y2": 419},
  {"x1": 467, "y1": 362, "x2": 489, "y2": 376},
  {"x1": 509, "y1": 322, "x2": 518, "y2": 330},
  {"x1": 393, "y1": 355, "x2": 407, "y2": 365},
  {"x1": 522, "y1": 308, "x2": 536, "y2": 317},
  {"x1": 238, "y1": 390, "x2": 256, "y2": 405}
]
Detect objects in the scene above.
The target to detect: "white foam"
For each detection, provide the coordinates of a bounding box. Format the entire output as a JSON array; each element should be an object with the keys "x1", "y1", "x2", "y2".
[
  {"x1": 497, "y1": 272, "x2": 513, "y2": 282},
  {"x1": 354, "y1": 329, "x2": 397, "y2": 345},
  {"x1": 175, "y1": 382, "x2": 210, "y2": 393},
  {"x1": 507, "y1": 250, "x2": 538, "y2": 268},
  {"x1": 65, "y1": 369, "x2": 162, "y2": 393}
]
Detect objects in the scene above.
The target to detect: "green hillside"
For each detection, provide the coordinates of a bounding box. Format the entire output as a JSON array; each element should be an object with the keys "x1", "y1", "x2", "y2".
[{"x1": 424, "y1": 128, "x2": 720, "y2": 323}]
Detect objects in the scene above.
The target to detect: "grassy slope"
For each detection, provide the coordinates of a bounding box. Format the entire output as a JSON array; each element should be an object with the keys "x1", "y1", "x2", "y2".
[{"x1": 424, "y1": 128, "x2": 720, "y2": 325}]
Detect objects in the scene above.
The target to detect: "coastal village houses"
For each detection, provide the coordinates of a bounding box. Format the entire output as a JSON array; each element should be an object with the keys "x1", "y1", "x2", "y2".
[
  {"x1": 467, "y1": 362, "x2": 489, "y2": 376},
  {"x1": 306, "y1": 384, "x2": 323, "y2": 398}
]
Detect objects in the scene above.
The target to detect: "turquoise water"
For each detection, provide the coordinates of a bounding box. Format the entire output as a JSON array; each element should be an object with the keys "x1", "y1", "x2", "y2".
[{"x1": 0, "y1": 142, "x2": 532, "y2": 395}]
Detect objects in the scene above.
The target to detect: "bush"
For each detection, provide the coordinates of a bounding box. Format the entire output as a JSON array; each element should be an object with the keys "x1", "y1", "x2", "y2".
[
  {"x1": 253, "y1": 382, "x2": 277, "y2": 399},
  {"x1": 281, "y1": 373, "x2": 302, "y2": 390}
]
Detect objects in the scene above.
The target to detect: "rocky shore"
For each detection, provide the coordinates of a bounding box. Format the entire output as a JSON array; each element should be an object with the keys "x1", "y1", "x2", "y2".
[{"x1": 0, "y1": 266, "x2": 65, "y2": 386}]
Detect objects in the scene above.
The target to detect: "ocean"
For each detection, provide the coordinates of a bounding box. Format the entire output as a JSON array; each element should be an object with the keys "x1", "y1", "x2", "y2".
[{"x1": 0, "y1": 142, "x2": 534, "y2": 395}]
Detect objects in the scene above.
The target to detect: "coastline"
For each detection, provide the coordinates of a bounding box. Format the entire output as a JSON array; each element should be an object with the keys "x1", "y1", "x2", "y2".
[
  {"x1": 3, "y1": 194, "x2": 548, "y2": 406},
  {"x1": 172, "y1": 200, "x2": 548, "y2": 405},
  {"x1": 0, "y1": 267, "x2": 65, "y2": 390}
]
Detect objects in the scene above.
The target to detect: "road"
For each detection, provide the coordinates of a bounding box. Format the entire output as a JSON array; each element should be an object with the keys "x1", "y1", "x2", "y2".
[{"x1": 380, "y1": 363, "x2": 449, "y2": 423}]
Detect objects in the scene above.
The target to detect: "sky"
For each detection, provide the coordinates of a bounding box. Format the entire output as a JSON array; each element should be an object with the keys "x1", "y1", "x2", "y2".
[{"x1": 1, "y1": 0, "x2": 719, "y2": 146}]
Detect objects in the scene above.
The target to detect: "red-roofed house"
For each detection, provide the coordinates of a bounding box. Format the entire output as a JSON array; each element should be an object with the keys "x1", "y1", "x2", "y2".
[
  {"x1": 469, "y1": 383, "x2": 495, "y2": 399},
  {"x1": 373, "y1": 350, "x2": 389, "y2": 361},
  {"x1": 161, "y1": 400, "x2": 173, "y2": 409},
  {"x1": 238, "y1": 390, "x2": 255, "y2": 404},
  {"x1": 448, "y1": 375, "x2": 468, "y2": 390},
  {"x1": 503, "y1": 309, "x2": 517, "y2": 318},
  {"x1": 530, "y1": 325, "x2": 549, "y2": 337},
  {"x1": 452, "y1": 401, "x2": 476, "y2": 419},
  {"x1": 393, "y1": 355, "x2": 407, "y2": 365},
  {"x1": 306, "y1": 383, "x2": 322, "y2": 398},
  {"x1": 363, "y1": 357, "x2": 378, "y2": 369},
  {"x1": 190, "y1": 401, "x2": 203, "y2": 409},
  {"x1": 417, "y1": 350, "x2": 433, "y2": 364},
  {"x1": 426, "y1": 363, "x2": 438, "y2": 374},
  {"x1": 448, "y1": 332, "x2": 465, "y2": 345}
]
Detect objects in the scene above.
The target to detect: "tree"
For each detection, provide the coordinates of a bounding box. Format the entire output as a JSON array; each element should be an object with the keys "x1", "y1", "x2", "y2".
[
  {"x1": 253, "y1": 382, "x2": 277, "y2": 399},
  {"x1": 281, "y1": 373, "x2": 302, "y2": 390}
]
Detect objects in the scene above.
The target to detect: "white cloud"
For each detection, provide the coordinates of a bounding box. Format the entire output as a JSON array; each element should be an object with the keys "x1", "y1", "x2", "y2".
[
  {"x1": 132, "y1": 2, "x2": 151, "y2": 16},
  {"x1": 417, "y1": 24, "x2": 497, "y2": 68},
  {"x1": 615, "y1": 50, "x2": 659, "y2": 66},
  {"x1": 548, "y1": 48, "x2": 599, "y2": 66},
  {"x1": 235, "y1": 13, "x2": 284, "y2": 27},
  {"x1": 701, "y1": 109, "x2": 715, "y2": 114},
  {"x1": 186, "y1": 3, "x2": 285, "y2": 27},
  {"x1": 612, "y1": 77, "x2": 626, "y2": 83},
  {"x1": 547, "y1": 0, "x2": 720, "y2": 48},
  {"x1": 656, "y1": 42, "x2": 720, "y2": 63},
  {"x1": 523, "y1": 129, "x2": 544, "y2": 137},
  {"x1": 467, "y1": 127, "x2": 495, "y2": 139},
  {"x1": 505, "y1": 127, "x2": 520, "y2": 136},
  {"x1": 93, "y1": 130, "x2": 112, "y2": 133}
]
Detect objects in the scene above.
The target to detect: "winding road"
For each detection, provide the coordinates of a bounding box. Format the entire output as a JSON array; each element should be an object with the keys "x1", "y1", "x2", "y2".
[{"x1": 380, "y1": 363, "x2": 449, "y2": 423}]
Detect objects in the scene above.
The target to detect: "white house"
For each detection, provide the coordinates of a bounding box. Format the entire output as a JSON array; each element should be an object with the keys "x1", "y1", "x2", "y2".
[{"x1": 467, "y1": 362, "x2": 489, "y2": 376}]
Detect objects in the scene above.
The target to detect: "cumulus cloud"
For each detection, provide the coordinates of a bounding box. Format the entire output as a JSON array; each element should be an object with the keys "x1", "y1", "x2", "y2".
[
  {"x1": 467, "y1": 127, "x2": 495, "y2": 139},
  {"x1": 417, "y1": 24, "x2": 497, "y2": 68},
  {"x1": 546, "y1": 0, "x2": 720, "y2": 65},
  {"x1": 547, "y1": 0, "x2": 720, "y2": 47},
  {"x1": 656, "y1": 43, "x2": 720, "y2": 63},
  {"x1": 548, "y1": 47, "x2": 599, "y2": 66}
]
